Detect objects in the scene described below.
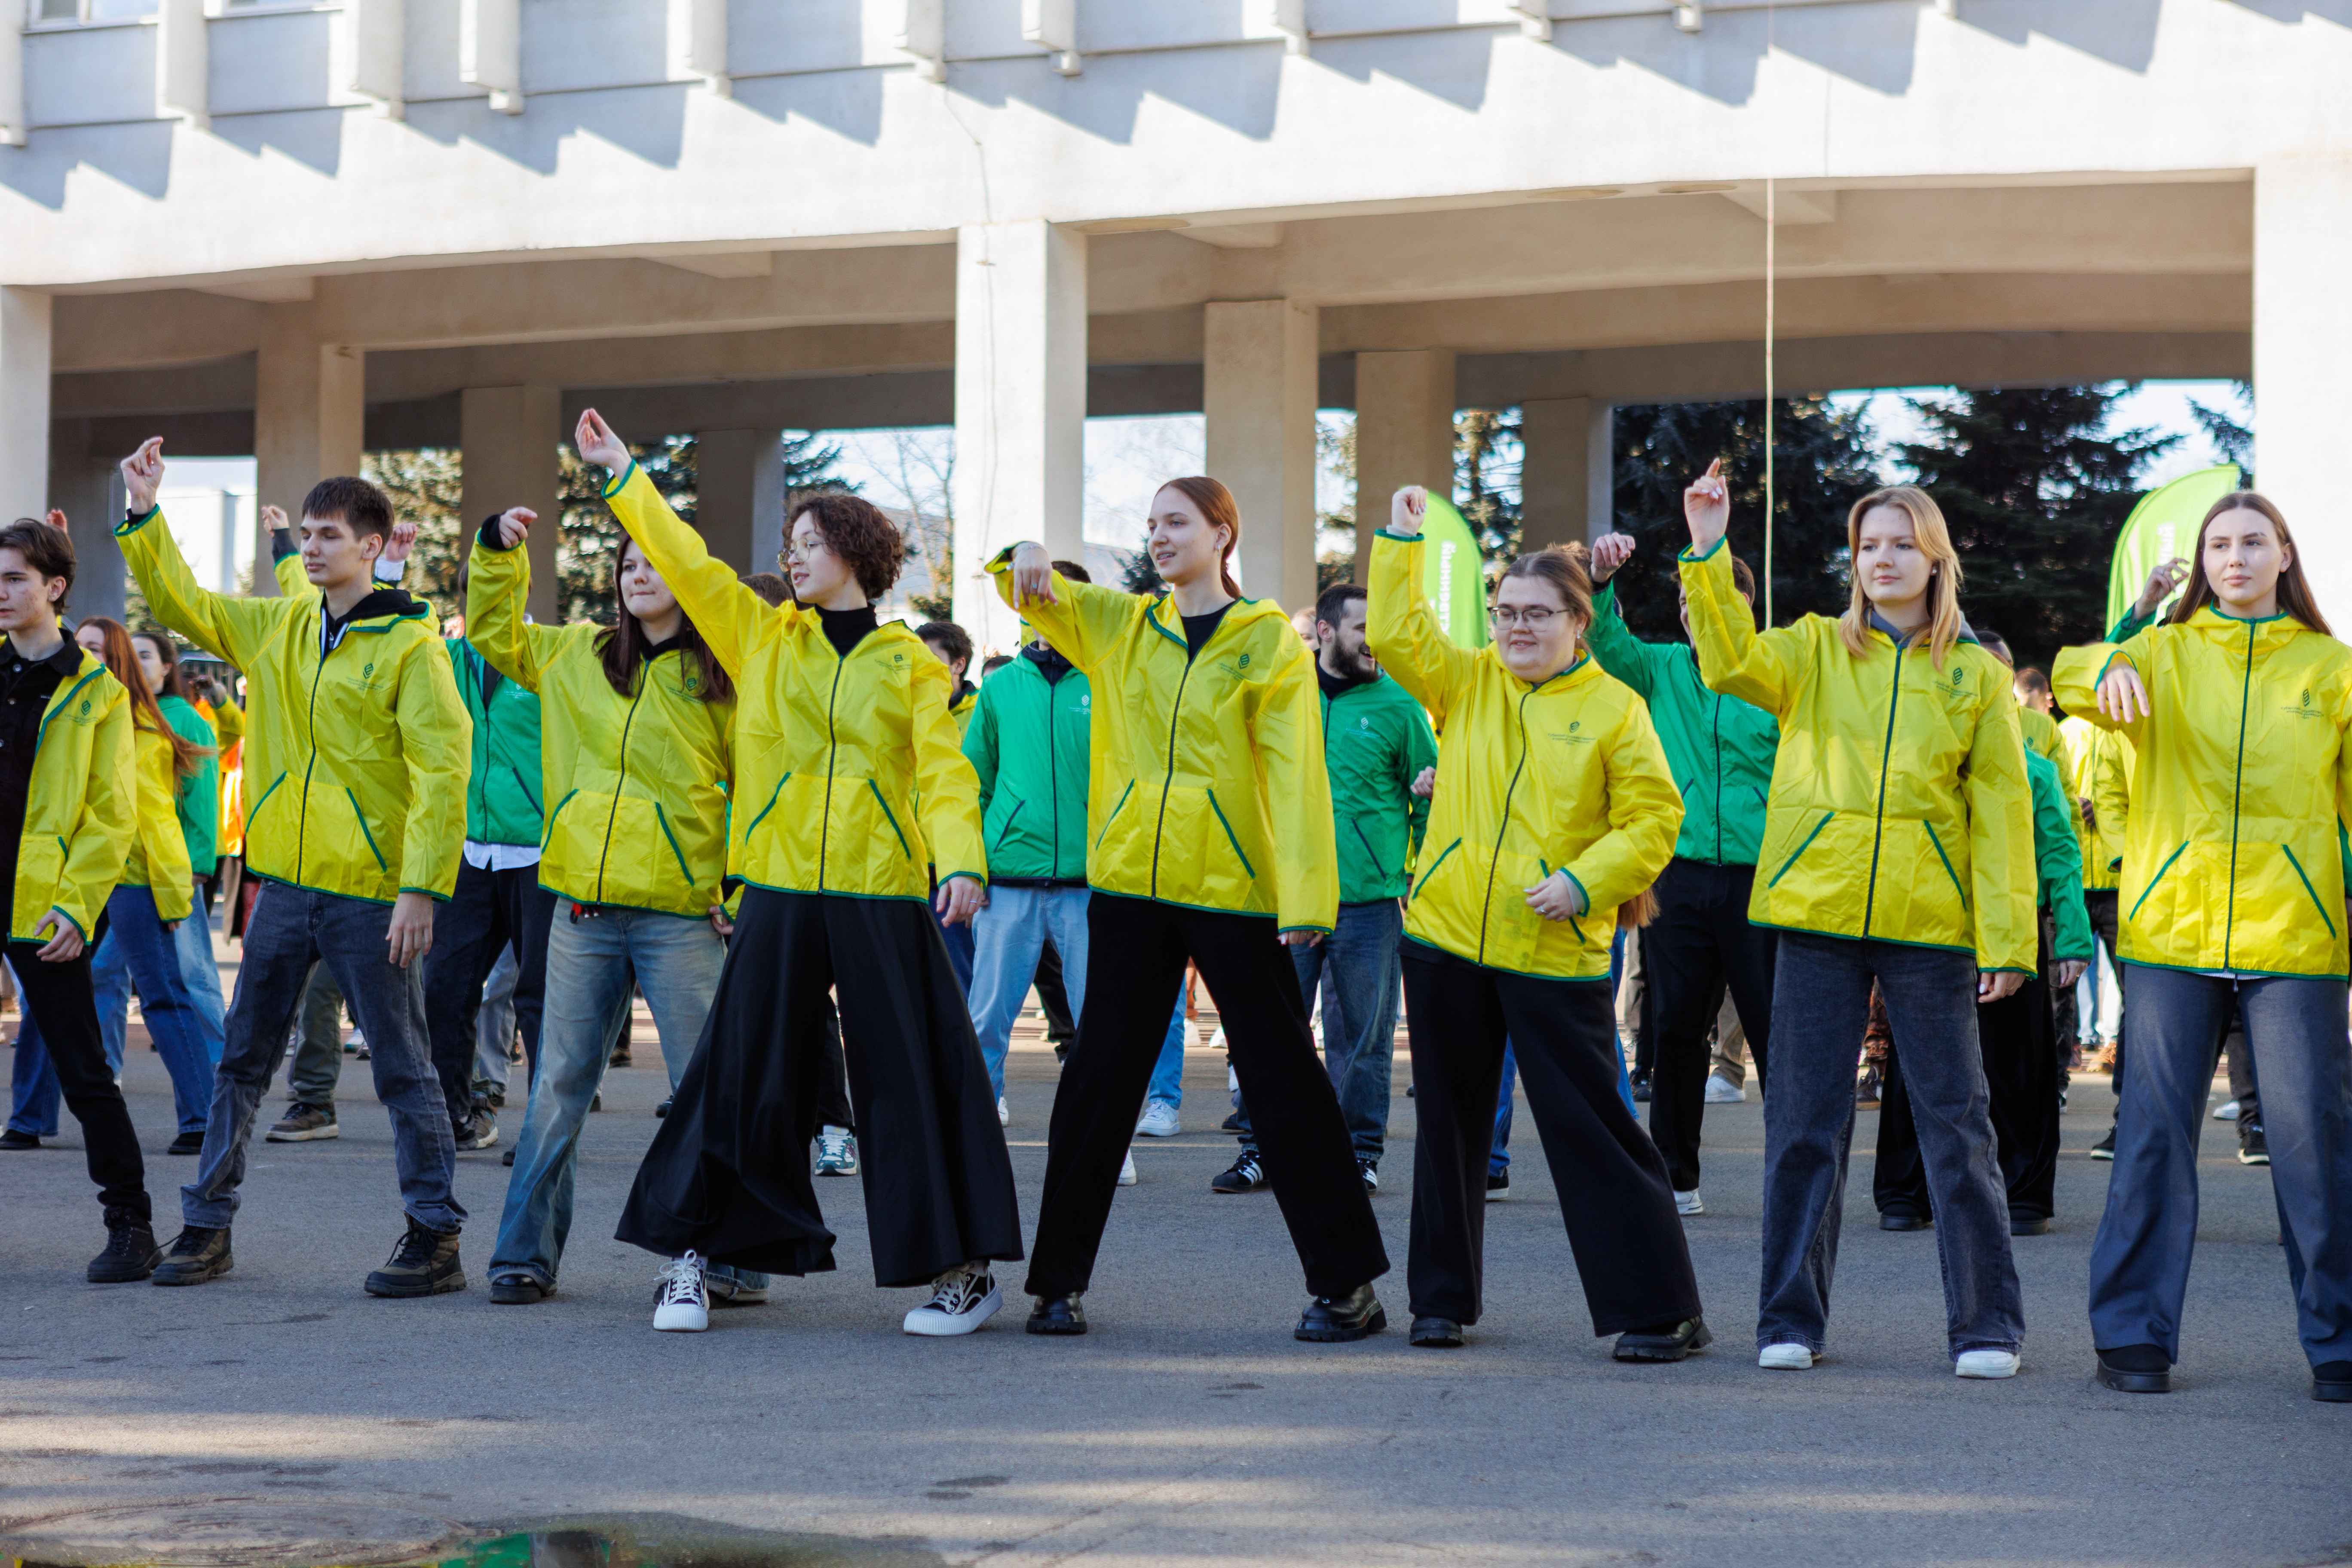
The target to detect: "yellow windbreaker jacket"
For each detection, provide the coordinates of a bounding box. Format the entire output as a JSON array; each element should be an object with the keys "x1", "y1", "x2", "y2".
[
  {"x1": 604, "y1": 464, "x2": 984, "y2": 900},
  {"x1": 986, "y1": 552, "x2": 1338, "y2": 934},
  {"x1": 1678, "y1": 540, "x2": 2039, "y2": 973},
  {"x1": 10, "y1": 642, "x2": 135, "y2": 942},
  {"x1": 2059, "y1": 714, "x2": 2125, "y2": 893},
  {"x1": 467, "y1": 530, "x2": 735, "y2": 918},
  {"x1": 117, "y1": 507, "x2": 472, "y2": 904},
  {"x1": 2052, "y1": 607, "x2": 2352, "y2": 980},
  {"x1": 120, "y1": 722, "x2": 194, "y2": 923},
  {"x1": 1368, "y1": 533, "x2": 1681, "y2": 980}
]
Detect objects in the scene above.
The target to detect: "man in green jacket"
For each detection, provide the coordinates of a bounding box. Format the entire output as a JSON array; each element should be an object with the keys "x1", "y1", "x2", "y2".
[
  {"x1": 1219, "y1": 582, "x2": 1436, "y2": 1197},
  {"x1": 1587, "y1": 533, "x2": 1779, "y2": 1217}
]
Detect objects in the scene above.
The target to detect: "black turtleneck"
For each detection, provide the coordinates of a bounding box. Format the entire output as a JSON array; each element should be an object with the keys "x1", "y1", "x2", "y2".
[
  {"x1": 1023, "y1": 641, "x2": 1074, "y2": 683},
  {"x1": 1317, "y1": 662, "x2": 1376, "y2": 703},
  {"x1": 817, "y1": 604, "x2": 878, "y2": 658}
]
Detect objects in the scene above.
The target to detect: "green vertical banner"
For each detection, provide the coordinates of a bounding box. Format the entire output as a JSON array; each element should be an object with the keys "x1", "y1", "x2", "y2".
[
  {"x1": 2107, "y1": 464, "x2": 2241, "y2": 631},
  {"x1": 1420, "y1": 494, "x2": 1491, "y2": 650}
]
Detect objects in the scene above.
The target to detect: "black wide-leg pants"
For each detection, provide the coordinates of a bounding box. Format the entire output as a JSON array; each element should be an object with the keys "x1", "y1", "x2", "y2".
[
  {"x1": 1403, "y1": 938, "x2": 1702, "y2": 1334},
  {"x1": 617, "y1": 887, "x2": 1022, "y2": 1287},
  {"x1": 1025, "y1": 891, "x2": 1388, "y2": 1302}
]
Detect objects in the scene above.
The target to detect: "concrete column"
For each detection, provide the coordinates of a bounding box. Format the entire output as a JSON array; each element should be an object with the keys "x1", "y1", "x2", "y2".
[
  {"x1": 46, "y1": 421, "x2": 127, "y2": 625},
  {"x1": 951, "y1": 219, "x2": 1087, "y2": 651},
  {"x1": 1518, "y1": 397, "x2": 1615, "y2": 551},
  {"x1": 695, "y1": 428, "x2": 787, "y2": 575},
  {"x1": 253, "y1": 311, "x2": 364, "y2": 597},
  {"x1": 2255, "y1": 153, "x2": 2352, "y2": 621},
  {"x1": 1353, "y1": 349, "x2": 1456, "y2": 578},
  {"x1": 1204, "y1": 300, "x2": 1319, "y2": 610},
  {"x1": 0, "y1": 287, "x2": 53, "y2": 527},
  {"x1": 459, "y1": 386, "x2": 563, "y2": 623}
]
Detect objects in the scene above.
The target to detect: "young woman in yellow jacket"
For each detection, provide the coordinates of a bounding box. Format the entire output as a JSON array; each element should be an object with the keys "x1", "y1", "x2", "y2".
[
  {"x1": 1370, "y1": 488, "x2": 1706, "y2": 1360},
  {"x1": 460, "y1": 505, "x2": 746, "y2": 1310},
  {"x1": 1678, "y1": 462, "x2": 2037, "y2": 1380},
  {"x1": 575, "y1": 410, "x2": 1020, "y2": 1340},
  {"x1": 2053, "y1": 492, "x2": 2352, "y2": 1403},
  {"x1": 998, "y1": 476, "x2": 1390, "y2": 1343}
]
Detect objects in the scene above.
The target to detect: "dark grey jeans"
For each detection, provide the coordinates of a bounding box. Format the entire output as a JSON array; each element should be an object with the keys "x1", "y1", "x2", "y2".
[
  {"x1": 2091, "y1": 965, "x2": 2352, "y2": 1366},
  {"x1": 184, "y1": 880, "x2": 461, "y2": 1233},
  {"x1": 1761, "y1": 932, "x2": 2023, "y2": 1357}
]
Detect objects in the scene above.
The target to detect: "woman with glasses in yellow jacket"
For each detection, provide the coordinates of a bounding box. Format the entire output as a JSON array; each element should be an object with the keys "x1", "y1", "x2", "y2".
[
  {"x1": 2054, "y1": 492, "x2": 2352, "y2": 1404},
  {"x1": 1370, "y1": 487, "x2": 1705, "y2": 1360},
  {"x1": 998, "y1": 476, "x2": 1389, "y2": 1344},
  {"x1": 576, "y1": 411, "x2": 1020, "y2": 1342},
  {"x1": 1678, "y1": 461, "x2": 2037, "y2": 1380}
]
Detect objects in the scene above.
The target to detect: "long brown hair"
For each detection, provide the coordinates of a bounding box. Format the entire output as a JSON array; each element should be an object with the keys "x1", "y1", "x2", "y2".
[
  {"x1": 1158, "y1": 477, "x2": 1243, "y2": 599},
  {"x1": 81, "y1": 617, "x2": 208, "y2": 778},
  {"x1": 593, "y1": 539, "x2": 733, "y2": 704},
  {"x1": 1493, "y1": 544, "x2": 1656, "y2": 929},
  {"x1": 131, "y1": 628, "x2": 196, "y2": 703},
  {"x1": 1836, "y1": 485, "x2": 1967, "y2": 670},
  {"x1": 2169, "y1": 491, "x2": 2333, "y2": 637}
]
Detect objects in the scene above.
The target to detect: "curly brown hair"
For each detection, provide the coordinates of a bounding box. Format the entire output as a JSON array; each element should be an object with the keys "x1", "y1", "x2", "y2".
[{"x1": 788, "y1": 493, "x2": 905, "y2": 601}]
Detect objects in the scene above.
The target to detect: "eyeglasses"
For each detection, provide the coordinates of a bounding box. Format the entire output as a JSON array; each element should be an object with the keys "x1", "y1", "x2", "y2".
[{"x1": 1488, "y1": 605, "x2": 1563, "y2": 629}]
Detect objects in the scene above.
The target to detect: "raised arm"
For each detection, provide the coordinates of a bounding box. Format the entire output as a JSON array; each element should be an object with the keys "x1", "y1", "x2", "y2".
[
  {"x1": 113, "y1": 439, "x2": 286, "y2": 669},
  {"x1": 910, "y1": 653, "x2": 987, "y2": 894},
  {"x1": 1583, "y1": 536, "x2": 1672, "y2": 702},
  {"x1": 1674, "y1": 461, "x2": 1807, "y2": 716},
  {"x1": 1365, "y1": 488, "x2": 1478, "y2": 726},
  {"x1": 464, "y1": 509, "x2": 569, "y2": 692},
  {"x1": 1252, "y1": 639, "x2": 1340, "y2": 938},
  {"x1": 988, "y1": 545, "x2": 1140, "y2": 674},
  {"x1": 580, "y1": 410, "x2": 772, "y2": 678},
  {"x1": 2052, "y1": 630, "x2": 2155, "y2": 748},
  {"x1": 391, "y1": 636, "x2": 472, "y2": 902},
  {"x1": 1965, "y1": 689, "x2": 2040, "y2": 979}
]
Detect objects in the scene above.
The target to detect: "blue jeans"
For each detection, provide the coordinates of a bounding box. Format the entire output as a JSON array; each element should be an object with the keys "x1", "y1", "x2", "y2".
[
  {"x1": 92, "y1": 885, "x2": 225, "y2": 1136},
  {"x1": 1240, "y1": 899, "x2": 1402, "y2": 1162},
  {"x1": 2092, "y1": 966, "x2": 2352, "y2": 1366},
  {"x1": 1762, "y1": 932, "x2": 2021, "y2": 1357},
  {"x1": 1149, "y1": 986, "x2": 1185, "y2": 1108},
  {"x1": 1492, "y1": 929, "x2": 1633, "y2": 1175},
  {"x1": 185, "y1": 881, "x2": 462, "y2": 1232},
  {"x1": 492, "y1": 906, "x2": 731, "y2": 1289},
  {"x1": 968, "y1": 885, "x2": 1092, "y2": 1103},
  {"x1": 6, "y1": 957, "x2": 62, "y2": 1138}
]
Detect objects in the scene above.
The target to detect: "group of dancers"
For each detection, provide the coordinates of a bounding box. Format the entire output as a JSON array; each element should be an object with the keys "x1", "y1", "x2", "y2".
[{"x1": 7, "y1": 417, "x2": 2349, "y2": 1402}]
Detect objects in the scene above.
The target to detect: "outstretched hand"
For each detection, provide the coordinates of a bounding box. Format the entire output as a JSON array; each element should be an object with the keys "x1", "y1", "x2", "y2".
[
  {"x1": 120, "y1": 437, "x2": 165, "y2": 515},
  {"x1": 1389, "y1": 486, "x2": 1427, "y2": 539},
  {"x1": 575, "y1": 408, "x2": 629, "y2": 473},
  {"x1": 1008, "y1": 542, "x2": 1058, "y2": 608},
  {"x1": 44, "y1": 509, "x2": 67, "y2": 535},
  {"x1": 492, "y1": 507, "x2": 537, "y2": 550},
  {"x1": 385, "y1": 518, "x2": 419, "y2": 564},
  {"x1": 2097, "y1": 663, "x2": 2151, "y2": 725},
  {"x1": 1684, "y1": 459, "x2": 1728, "y2": 552},
  {"x1": 260, "y1": 503, "x2": 290, "y2": 536},
  {"x1": 1589, "y1": 532, "x2": 1636, "y2": 583}
]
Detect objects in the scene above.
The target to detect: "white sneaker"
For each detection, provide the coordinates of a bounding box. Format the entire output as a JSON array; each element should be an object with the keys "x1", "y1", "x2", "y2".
[
  {"x1": 814, "y1": 1126, "x2": 859, "y2": 1177},
  {"x1": 1210, "y1": 1026, "x2": 1229, "y2": 1055},
  {"x1": 1955, "y1": 1348, "x2": 2021, "y2": 1379},
  {"x1": 998, "y1": 1096, "x2": 1009, "y2": 1127},
  {"x1": 652, "y1": 1252, "x2": 709, "y2": 1332},
  {"x1": 1704, "y1": 1073, "x2": 1746, "y2": 1105},
  {"x1": 1134, "y1": 1099, "x2": 1181, "y2": 1138},
  {"x1": 1674, "y1": 1189, "x2": 1705, "y2": 1216},
  {"x1": 1758, "y1": 1343, "x2": 1817, "y2": 1370},
  {"x1": 903, "y1": 1265, "x2": 1001, "y2": 1337},
  {"x1": 2212, "y1": 1098, "x2": 2242, "y2": 1121},
  {"x1": 1118, "y1": 1150, "x2": 1138, "y2": 1186}
]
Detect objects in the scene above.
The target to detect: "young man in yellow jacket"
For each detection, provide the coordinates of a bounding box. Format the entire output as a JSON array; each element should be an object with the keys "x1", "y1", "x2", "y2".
[
  {"x1": 0, "y1": 518, "x2": 153, "y2": 1281},
  {"x1": 115, "y1": 439, "x2": 473, "y2": 1298}
]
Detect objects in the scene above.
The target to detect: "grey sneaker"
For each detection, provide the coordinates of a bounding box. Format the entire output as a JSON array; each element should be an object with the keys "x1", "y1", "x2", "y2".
[
  {"x1": 455, "y1": 1110, "x2": 499, "y2": 1152},
  {"x1": 265, "y1": 1102, "x2": 338, "y2": 1142}
]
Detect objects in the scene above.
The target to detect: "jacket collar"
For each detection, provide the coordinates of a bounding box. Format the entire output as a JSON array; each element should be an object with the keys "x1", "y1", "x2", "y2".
[
  {"x1": 1142, "y1": 589, "x2": 1281, "y2": 654},
  {"x1": 1865, "y1": 608, "x2": 1978, "y2": 649},
  {"x1": 1490, "y1": 647, "x2": 1595, "y2": 694},
  {"x1": 2188, "y1": 603, "x2": 2304, "y2": 637}
]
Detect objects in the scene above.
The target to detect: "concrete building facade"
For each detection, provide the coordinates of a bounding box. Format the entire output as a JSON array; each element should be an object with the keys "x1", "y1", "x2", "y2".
[{"x1": 0, "y1": 1, "x2": 2338, "y2": 646}]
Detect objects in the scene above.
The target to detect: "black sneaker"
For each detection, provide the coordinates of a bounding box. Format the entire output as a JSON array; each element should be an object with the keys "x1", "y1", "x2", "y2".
[
  {"x1": 1220, "y1": 1112, "x2": 1246, "y2": 1135},
  {"x1": 2090, "y1": 1127, "x2": 2116, "y2": 1161},
  {"x1": 166, "y1": 1130, "x2": 205, "y2": 1156},
  {"x1": 151, "y1": 1225, "x2": 233, "y2": 1286},
  {"x1": 0, "y1": 1128, "x2": 40, "y2": 1151},
  {"x1": 88, "y1": 1218, "x2": 161, "y2": 1283},
  {"x1": 501, "y1": 1146, "x2": 516, "y2": 1167},
  {"x1": 489, "y1": 1271, "x2": 551, "y2": 1305},
  {"x1": 265, "y1": 1102, "x2": 338, "y2": 1142},
  {"x1": 1026, "y1": 1292, "x2": 1087, "y2": 1335},
  {"x1": 609, "y1": 1044, "x2": 633, "y2": 1069},
  {"x1": 1631, "y1": 1071, "x2": 1653, "y2": 1104},
  {"x1": 455, "y1": 1111, "x2": 499, "y2": 1152},
  {"x1": 1485, "y1": 1171, "x2": 1510, "y2": 1201},
  {"x1": 1295, "y1": 1283, "x2": 1386, "y2": 1342},
  {"x1": 655, "y1": 1098, "x2": 672, "y2": 1119},
  {"x1": 2239, "y1": 1121, "x2": 2270, "y2": 1166},
  {"x1": 1211, "y1": 1152, "x2": 1267, "y2": 1194},
  {"x1": 364, "y1": 1218, "x2": 466, "y2": 1298}
]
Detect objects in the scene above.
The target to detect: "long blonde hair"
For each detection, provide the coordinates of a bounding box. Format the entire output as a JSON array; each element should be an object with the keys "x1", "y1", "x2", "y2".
[{"x1": 1836, "y1": 485, "x2": 1966, "y2": 670}]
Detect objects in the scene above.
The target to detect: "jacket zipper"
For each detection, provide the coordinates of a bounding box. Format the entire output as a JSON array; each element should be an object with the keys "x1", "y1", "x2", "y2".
[
  {"x1": 816, "y1": 646, "x2": 848, "y2": 890},
  {"x1": 1859, "y1": 640, "x2": 1905, "y2": 936},
  {"x1": 1476, "y1": 685, "x2": 1540, "y2": 965},
  {"x1": 1711, "y1": 692, "x2": 1722, "y2": 863},
  {"x1": 1046, "y1": 669, "x2": 1060, "y2": 879},
  {"x1": 295, "y1": 646, "x2": 328, "y2": 884},
  {"x1": 2223, "y1": 618, "x2": 2255, "y2": 967},
  {"x1": 592, "y1": 663, "x2": 650, "y2": 903},
  {"x1": 1148, "y1": 630, "x2": 1200, "y2": 899}
]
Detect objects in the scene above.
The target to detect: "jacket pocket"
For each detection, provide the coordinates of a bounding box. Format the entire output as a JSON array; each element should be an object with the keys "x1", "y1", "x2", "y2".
[
  {"x1": 869, "y1": 779, "x2": 912, "y2": 860},
  {"x1": 1205, "y1": 788, "x2": 1256, "y2": 879},
  {"x1": 541, "y1": 788, "x2": 579, "y2": 851},
  {"x1": 741, "y1": 772, "x2": 790, "y2": 842},
  {"x1": 1922, "y1": 821, "x2": 1968, "y2": 908},
  {"x1": 1412, "y1": 836, "x2": 1463, "y2": 900},
  {"x1": 346, "y1": 788, "x2": 388, "y2": 872},
  {"x1": 2129, "y1": 840, "x2": 2189, "y2": 921},
  {"x1": 1095, "y1": 780, "x2": 1135, "y2": 851},
  {"x1": 246, "y1": 770, "x2": 288, "y2": 832},
  {"x1": 2281, "y1": 843, "x2": 2339, "y2": 939},
  {"x1": 510, "y1": 767, "x2": 541, "y2": 816},
  {"x1": 1768, "y1": 811, "x2": 1835, "y2": 889},
  {"x1": 653, "y1": 803, "x2": 695, "y2": 888},
  {"x1": 992, "y1": 796, "x2": 1028, "y2": 849}
]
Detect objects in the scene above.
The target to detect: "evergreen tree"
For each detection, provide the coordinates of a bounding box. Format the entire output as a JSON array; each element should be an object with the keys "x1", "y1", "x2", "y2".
[
  {"x1": 2189, "y1": 380, "x2": 2254, "y2": 476},
  {"x1": 1603, "y1": 396, "x2": 1881, "y2": 646},
  {"x1": 1454, "y1": 409, "x2": 1523, "y2": 561},
  {"x1": 1899, "y1": 386, "x2": 2177, "y2": 674}
]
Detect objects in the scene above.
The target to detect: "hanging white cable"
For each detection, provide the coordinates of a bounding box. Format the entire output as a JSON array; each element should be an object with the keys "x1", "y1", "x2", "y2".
[{"x1": 1761, "y1": 0, "x2": 1778, "y2": 628}]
